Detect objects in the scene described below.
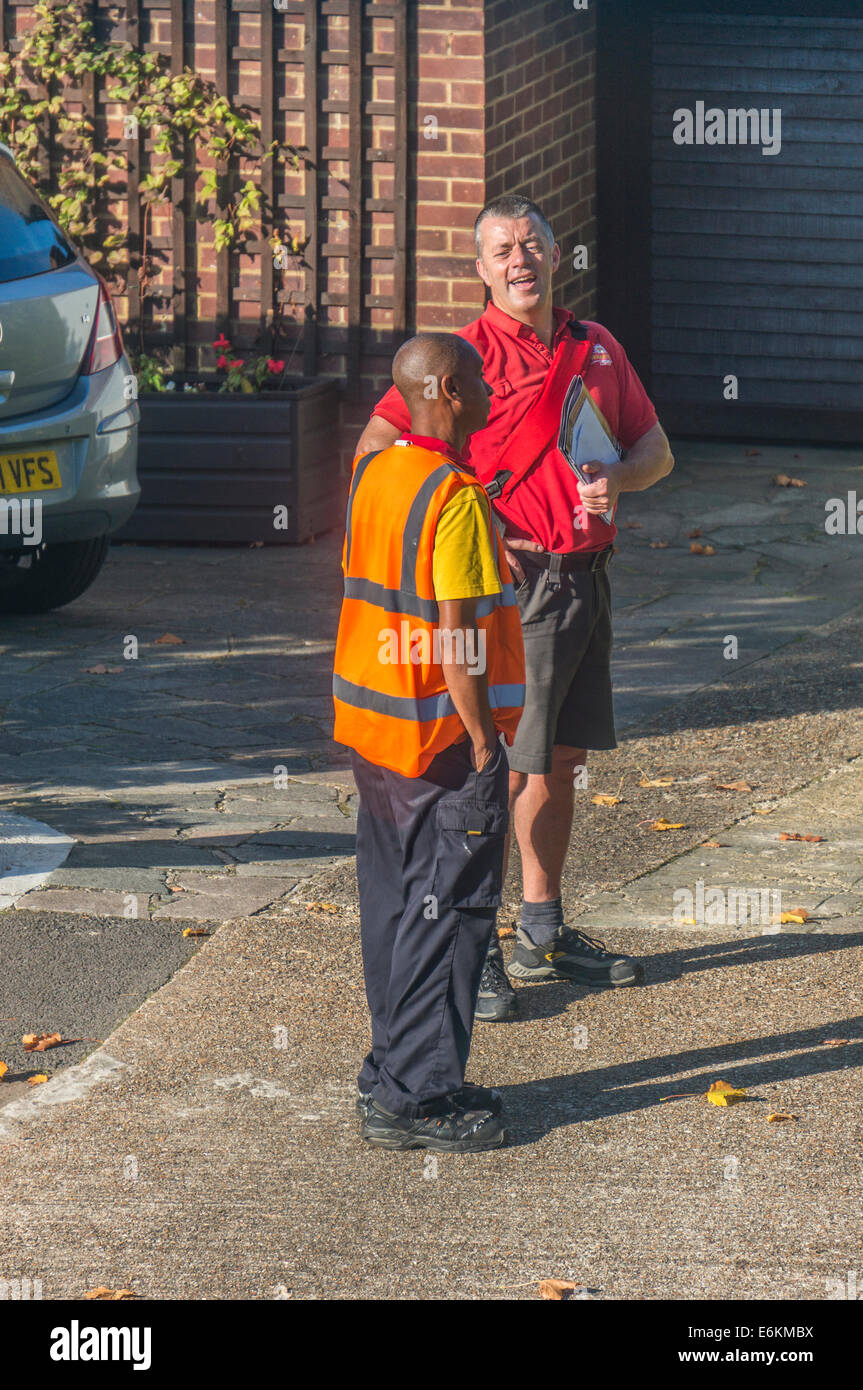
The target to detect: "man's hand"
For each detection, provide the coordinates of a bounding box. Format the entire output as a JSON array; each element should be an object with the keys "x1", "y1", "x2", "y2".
[
  {"x1": 577, "y1": 461, "x2": 622, "y2": 515},
  {"x1": 470, "y1": 737, "x2": 499, "y2": 773},
  {"x1": 503, "y1": 535, "x2": 544, "y2": 584}
]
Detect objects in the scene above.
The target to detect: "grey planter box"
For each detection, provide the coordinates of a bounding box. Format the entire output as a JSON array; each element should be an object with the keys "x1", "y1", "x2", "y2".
[{"x1": 116, "y1": 377, "x2": 341, "y2": 544}]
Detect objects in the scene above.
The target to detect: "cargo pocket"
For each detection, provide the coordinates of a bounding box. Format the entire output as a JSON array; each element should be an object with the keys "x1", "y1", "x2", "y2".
[{"x1": 433, "y1": 802, "x2": 508, "y2": 910}]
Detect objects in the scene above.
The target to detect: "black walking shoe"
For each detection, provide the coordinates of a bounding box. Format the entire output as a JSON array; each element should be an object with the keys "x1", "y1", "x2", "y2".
[
  {"x1": 356, "y1": 1083, "x2": 503, "y2": 1120},
  {"x1": 474, "y1": 935, "x2": 519, "y2": 1021},
  {"x1": 361, "y1": 1099, "x2": 505, "y2": 1152},
  {"x1": 507, "y1": 925, "x2": 643, "y2": 988}
]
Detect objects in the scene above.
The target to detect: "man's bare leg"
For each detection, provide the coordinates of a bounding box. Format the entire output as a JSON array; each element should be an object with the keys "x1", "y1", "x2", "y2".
[{"x1": 507, "y1": 744, "x2": 586, "y2": 901}]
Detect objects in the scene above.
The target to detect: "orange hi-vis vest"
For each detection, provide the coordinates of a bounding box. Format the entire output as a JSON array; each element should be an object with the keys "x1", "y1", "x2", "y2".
[{"x1": 332, "y1": 443, "x2": 526, "y2": 779}]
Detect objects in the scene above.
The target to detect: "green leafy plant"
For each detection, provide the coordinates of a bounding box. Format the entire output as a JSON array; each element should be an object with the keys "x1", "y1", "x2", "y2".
[
  {"x1": 133, "y1": 352, "x2": 170, "y2": 393},
  {"x1": 0, "y1": 0, "x2": 309, "y2": 361}
]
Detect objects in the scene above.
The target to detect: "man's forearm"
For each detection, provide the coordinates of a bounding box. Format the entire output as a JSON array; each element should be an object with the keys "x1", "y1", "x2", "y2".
[
  {"x1": 617, "y1": 423, "x2": 674, "y2": 493},
  {"x1": 442, "y1": 656, "x2": 496, "y2": 749},
  {"x1": 355, "y1": 415, "x2": 400, "y2": 458}
]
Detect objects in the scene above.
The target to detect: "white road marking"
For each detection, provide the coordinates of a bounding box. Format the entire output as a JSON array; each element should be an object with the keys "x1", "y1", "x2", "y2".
[{"x1": 0, "y1": 809, "x2": 74, "y2": 909}]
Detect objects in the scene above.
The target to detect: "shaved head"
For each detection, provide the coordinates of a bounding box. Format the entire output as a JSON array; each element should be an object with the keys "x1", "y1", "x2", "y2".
[{"x1": 392, "y1": 333, "x2": 483, "y2": 410}]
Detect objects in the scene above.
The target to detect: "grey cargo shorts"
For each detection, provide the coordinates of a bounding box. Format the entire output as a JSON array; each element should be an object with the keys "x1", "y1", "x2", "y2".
[{"x1": 507, "y1": 549, "x2": 616, "y2": 775}]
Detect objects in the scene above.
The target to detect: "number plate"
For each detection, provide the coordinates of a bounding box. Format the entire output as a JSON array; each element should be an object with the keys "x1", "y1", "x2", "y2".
[{"x1": 0, "y1": 450, "x2": 61, "y2": 494}]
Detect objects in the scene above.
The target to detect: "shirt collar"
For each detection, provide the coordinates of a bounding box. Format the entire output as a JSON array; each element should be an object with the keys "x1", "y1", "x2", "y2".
[
  {"x1": 396, "y1": 433, "x2": 465, "y2": 466},
  {"x1": 482, "y1": 299, "x2": 584, "y2": 346}
]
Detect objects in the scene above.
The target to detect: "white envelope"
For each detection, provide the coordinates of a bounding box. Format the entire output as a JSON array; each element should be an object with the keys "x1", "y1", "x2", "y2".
[{"x1": 557, "y1": 375, "x2": 622, "y2": 527}]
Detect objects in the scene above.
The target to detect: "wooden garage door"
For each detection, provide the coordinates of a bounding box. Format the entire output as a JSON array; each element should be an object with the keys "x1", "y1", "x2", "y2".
[{"x1": 650, "y1": 13, "x2": 863, "y2": 435}]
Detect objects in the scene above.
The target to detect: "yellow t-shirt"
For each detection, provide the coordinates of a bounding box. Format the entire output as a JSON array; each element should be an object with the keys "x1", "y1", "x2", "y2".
[{"x1": 432, "y1": 486, "x2": 503, "y2": 601}]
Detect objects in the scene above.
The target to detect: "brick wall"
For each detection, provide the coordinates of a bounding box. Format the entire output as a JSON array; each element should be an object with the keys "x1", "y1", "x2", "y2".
[
  {"x1": 346, "y1": 0, "x2": 599, "y2": 465},
  {"x1": 341, "y1": 0, "x2": 489, "y2": 462},
  {"x1": 483, "y1": 0, "x2": 598, "y2": 322}
]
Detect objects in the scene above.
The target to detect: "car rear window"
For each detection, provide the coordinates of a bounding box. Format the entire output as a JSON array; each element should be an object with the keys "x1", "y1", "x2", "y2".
[{"x1": 0, "y1": 157, "x2": 77, "y2": 283}]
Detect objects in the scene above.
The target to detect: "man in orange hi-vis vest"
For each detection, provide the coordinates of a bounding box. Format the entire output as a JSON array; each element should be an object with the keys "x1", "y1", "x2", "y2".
[{"x1": 333, "y1": 333, "x2": 525, "y2": 1152}]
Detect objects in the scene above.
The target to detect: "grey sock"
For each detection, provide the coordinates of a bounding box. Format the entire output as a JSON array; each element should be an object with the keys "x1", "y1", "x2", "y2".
[{"x1": 521, "y1": 897, "x2": 564, "y2": 946}]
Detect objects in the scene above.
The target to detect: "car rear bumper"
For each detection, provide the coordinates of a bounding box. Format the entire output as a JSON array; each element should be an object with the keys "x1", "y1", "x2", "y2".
[{"x1": 0, "y1": 353, "x2": 140, "y2": 549}]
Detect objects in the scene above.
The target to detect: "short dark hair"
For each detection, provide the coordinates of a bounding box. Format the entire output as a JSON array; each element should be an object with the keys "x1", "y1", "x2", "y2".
[{"x1": 474, "y1": 195, "x2": 555, "y2": 257}]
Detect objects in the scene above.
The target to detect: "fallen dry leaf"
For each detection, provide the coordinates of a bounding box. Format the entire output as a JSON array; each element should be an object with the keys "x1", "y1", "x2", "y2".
[
  {"x1": 623, "y1": 520, "x2": 642, "y2": 530},
  {"x1": 690, "y1": 542, "x2": 716, "y2": 555},
  {"x1": 22, "y1": 1032, "x2": 62, "y2": 1052},
  {"x1": 0, "y1": 1061, "x2": 7, "y2": 1080},
  {"x1": 702, "y1": 841, "x2": 725, "y2": 848},
  {"x1": 687, "y1": 528, "x2": 703, "y2": 538},
  {"x1": 779, "y1": 832, "x2": 825, "y2": 843},
  {"x1": 772, "y1": 473, "x2": 806, "y2": 488},
  {"x1": 779, "y1": 909, "x2": 809, "y2": 924},
  {"x1": 154, "y1": 632, "x2": 186, "y2": 645},
  {"x1": 83, "y1": 665, "x2": 124, "y2": 675},
  {"x1": 28, "y1": 1074, "x2": 49, "y2": 1086},
  {"x1": 497, "y1": 923, "x2": 515, "y2": 939},
  {"x1": 647, "y1": 818, "x2": 686, "y2": 831},
  {"x1": 182, "y1": 927, "x2": 209, "y2": 938},
  {"x1": 753, "y1": 807, "x2": 773, "y2": 815},
  {"x1": 716, "y1": 781, "x2": 753, "y2": 793},
  {"x1": 821, "y1": 1038, "x2": 851, "y2": 1047},
  {"x1": 639, "y1": 769, "x2": 674, "y2": 787},
  {"x1": 649, "y1": 540, "x2": 668, "y2": 549},
  {"x1": 539, "y1": 1278, "x2": 586, "y2": 1301},
  {"x1": 84, "y1": 1287, "x2": 136, "y2": 1301},
  {"x1": 707, "y1": 1079, "x2": 747, "y2": 1107},
  {"x1": 767, "y1": 1112, "x2": 797, "y2": 1123},
  {"x1": 591, "y1": 793, "x2": 622, "y2": 807},
  {"x1": 305, "y1": 901, "x2": 339, "y2": 912}
]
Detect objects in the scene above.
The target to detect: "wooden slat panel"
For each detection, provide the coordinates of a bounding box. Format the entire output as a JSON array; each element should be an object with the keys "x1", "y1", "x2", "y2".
[
  {"x1": 170, "y1": 0, "x2": 187, "y2": 374},
  {"x1": 260, "y1": 0, "x2": 275, "y2": 351},
  {"x1": 346, "y1": 0, "x2": 363, "y2": 394},
  {"x1": 650, "y1": 12, "x2": 863, "y2": 419},
  {"x1": 391, "y1": 0, "x2": 407, "y2": 342},
  {"x1": 303, "y1": 0, "x2": 318, "y2": 375},
  {"x1": 124, "y1": 0, "x2": 142, "y2": 349},
  {"x1": 652, "y1": 233, "x2": 863, "y2": 265},
  {"x1": 214, "y1": 0, "x2": 230, "y2": 336}
]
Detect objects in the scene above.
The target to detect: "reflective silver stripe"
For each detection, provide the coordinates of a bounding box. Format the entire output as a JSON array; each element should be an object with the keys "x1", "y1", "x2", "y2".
[
  {"x1": 333, "y1": 673, "x2": 525, "y2": 722},
  {"x1": 344, "y1": 576, "x2": 440, "y2": 622},
  {"x1": 400, "y1": 462, "x2": 458, "y2": 594},
  {"x1": 487, "y1": 682, "x2": 525, "y2": 709},
  {"x1": 344, "y1": 577, "x2": 516, "y2": 621},
  {"x1": 475, "y1": 582, "x2": 517, "y2": 617},
  {"x1": 345, "y1": 450, "x2": 381, "y2": 571},
  {"x1": 333, "y1": 673, "x2": 456, "y2": 722}
]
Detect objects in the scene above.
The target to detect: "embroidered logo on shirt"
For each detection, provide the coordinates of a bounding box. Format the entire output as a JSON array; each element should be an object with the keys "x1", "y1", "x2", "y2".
[{"x1": 590, "y1": 344, "x2": 613, "y2": 367}]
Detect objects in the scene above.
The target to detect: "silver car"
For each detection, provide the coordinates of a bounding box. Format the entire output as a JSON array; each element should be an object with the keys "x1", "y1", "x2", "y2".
[{"x1": 0, "y1": 146, "x2": 139, "y2": 612}]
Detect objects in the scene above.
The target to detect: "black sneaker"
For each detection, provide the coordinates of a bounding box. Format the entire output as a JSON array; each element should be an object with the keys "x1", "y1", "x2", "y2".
[
  {"x1": 361, "y1": 1099, "x2": 505, "y2": 1152},
  {"x1": 474, "y1": 935, "x2": 519, "y2": 1021},
  {"x1": 507, "y1": 925, "x2": 643, "y2": 988},
  {"x1": 356, "y1": 1083, "x2": 502, "y2": 1120}
]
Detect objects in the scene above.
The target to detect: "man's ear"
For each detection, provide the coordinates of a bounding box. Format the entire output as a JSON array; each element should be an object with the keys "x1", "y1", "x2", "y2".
[
  {"x1": 439, "y1": 372, "x2": 461, "y2": 407},
  {"x1": 551, "y1": 242, "x2": 561, "y2": 273},
  {"x1": 475, "y1": 256, "x2": 491, "y2": 290}
]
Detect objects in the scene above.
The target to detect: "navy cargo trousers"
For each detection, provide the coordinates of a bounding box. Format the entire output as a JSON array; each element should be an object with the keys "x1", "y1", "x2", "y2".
[{"x1": 350, "y1": 736, "x2": 509, "y2": 1118}]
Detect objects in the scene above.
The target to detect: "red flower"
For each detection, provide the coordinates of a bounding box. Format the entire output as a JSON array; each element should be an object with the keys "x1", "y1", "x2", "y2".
[
  {"x1": 213, "y1": 333, "x2": 231, "y2": 351},
  {"x1": 229, "y1": 359, "x2": 245, "y2": 370},
  {"x1": 216, "y1": 355, "x2": 229, "y2": 370},
  {"x1": 267, "y1": 359, "x2": 285, "y2": 374}
]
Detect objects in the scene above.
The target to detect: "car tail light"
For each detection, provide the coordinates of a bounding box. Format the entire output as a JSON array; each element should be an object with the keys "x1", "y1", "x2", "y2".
[{"x1": 81, "y1": 278, "x2": 124, "y2": 374}]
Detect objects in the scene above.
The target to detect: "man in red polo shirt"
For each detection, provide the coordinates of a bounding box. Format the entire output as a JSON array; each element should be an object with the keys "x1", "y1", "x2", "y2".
[{"x1": 354, "y1": 194, "x2": 674, "y2": 1017}]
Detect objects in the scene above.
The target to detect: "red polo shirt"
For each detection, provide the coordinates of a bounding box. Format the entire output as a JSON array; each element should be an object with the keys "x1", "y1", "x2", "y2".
[{"x1": 371, "y1": 303, "x2": 658, "y2": 554}]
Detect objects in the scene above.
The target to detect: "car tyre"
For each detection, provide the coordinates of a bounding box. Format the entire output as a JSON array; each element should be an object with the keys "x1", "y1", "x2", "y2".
[{"x1": 0, "y1": 536, "x2": 110, "y2": 614}]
